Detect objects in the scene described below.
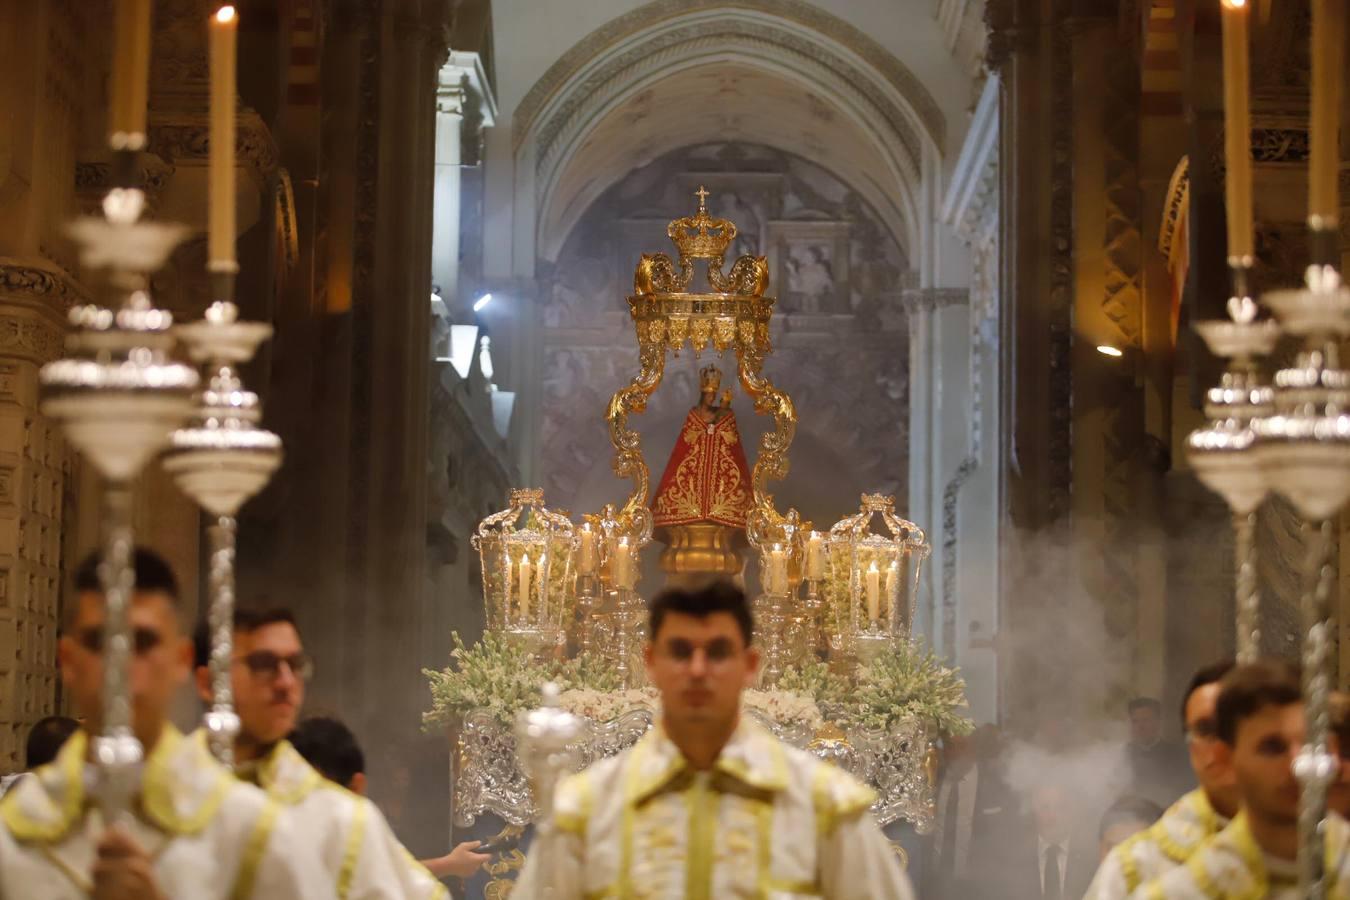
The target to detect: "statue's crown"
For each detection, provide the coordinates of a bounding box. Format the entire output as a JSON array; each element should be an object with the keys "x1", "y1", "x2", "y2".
[
  {"x1": 668, "y1": 186, "x2": 737, "y2": 263},
  {"x1": 699, "y1": 364, "x2": 722, "y2": 391}
]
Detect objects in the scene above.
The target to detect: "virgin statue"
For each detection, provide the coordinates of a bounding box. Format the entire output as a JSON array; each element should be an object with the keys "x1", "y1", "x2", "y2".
[{"x1": 650, "y1": 364, "x2": 753, "y2": 582}]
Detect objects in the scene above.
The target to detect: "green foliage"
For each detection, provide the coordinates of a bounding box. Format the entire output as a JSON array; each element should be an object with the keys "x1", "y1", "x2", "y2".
[
  {"x1": 423, "y1": 632, "x2": 549, "y2": 729},
  {"x1": 776, "y1": 658, "x2": 850, "y2": 708},
  {"x1": 559, "y1": 650, "x2": 623, "y2": 694},
  {"x1": 422, "y1": 632, "x2": 624, "y2": 730},
  {"x1": 852, "y1": 642, "x2": 974, "y2": 736}
]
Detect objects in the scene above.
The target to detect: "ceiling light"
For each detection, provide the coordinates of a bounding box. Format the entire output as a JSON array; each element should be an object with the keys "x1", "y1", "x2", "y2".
[
  {"x1": 473, "y1": 293, "x2": 493, "y2": 312},
  {"x1": 1097, "y1": 345, "x2": 1124, "y2": 358}
]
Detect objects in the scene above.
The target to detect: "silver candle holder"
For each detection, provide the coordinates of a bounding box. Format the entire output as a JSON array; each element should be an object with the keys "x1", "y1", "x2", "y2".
[
  {"x1": 162, "y1": 289, "x2": 282, "y2": 769},
  {"x1": 1185, "y1": 291, "x2": 1278, "y2": 662},
  {"x1": 39, "y1": 159, "x2": 197, "y2": 824},
  {"x1": 1253, "y1": 254, "x2": 1350, "y2": 898},
  {"x1": 515, "y1": 682, "x2": 583, "y2": 896}
]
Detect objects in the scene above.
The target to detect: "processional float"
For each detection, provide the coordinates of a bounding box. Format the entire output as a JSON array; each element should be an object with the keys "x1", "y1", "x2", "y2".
[
  {"x1": 1185, "y1": 1, "x2": 1344, "y2": 896},
  {"x1": 461, "y1": 188, "x2": 936, "y2": 872},
  {"x1": 40, "y1": 0, "x2": 279, "y2": 827}
]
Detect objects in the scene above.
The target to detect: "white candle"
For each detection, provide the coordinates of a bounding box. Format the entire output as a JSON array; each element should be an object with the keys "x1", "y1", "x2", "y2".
[
  {"x1": 518, "y1": 554, "x2": 532, "y2": 622},
  {"x1": 1311, "y1": 0, "x2": 1345, "y2": 226},
  {"x1": 805, "y1": 532, "x2": 824, "y2": 580},
  {"x1": 578, "y1": 524, "x2": 596, "y2": 575},
  {"x1": 865, "y1": 561, "x2": 880, "y2": 625},
  {"x1": 209, "y1": 6, "x2": 239, "y2": 271},
  {"x1": 1220, "y1": 0, "x2": 1253, "y2": 259},
  {"x1": 109, "y1": 0, "x2": 153, "y2": 149},
  {"x1": 615, "y1": 538, "x2": 632, "y2": 589},
  {"x1": 886, "y1": 562, "x2": 898, "y2": 624},
  {"x1": 769, "y1": 545, "x2": 788, "y2": 594}
]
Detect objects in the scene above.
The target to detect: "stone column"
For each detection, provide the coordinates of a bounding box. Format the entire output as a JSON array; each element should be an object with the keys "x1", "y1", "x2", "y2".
[
  {"x1": 0, "y1": 0, "x2": 101, "y2": 765},
  {"x1": 0, "y1": 265, "x2": 82, "y2": 766},
  {"x1": 988, "y1": 0, "x2": 1079, "y2": 726}
]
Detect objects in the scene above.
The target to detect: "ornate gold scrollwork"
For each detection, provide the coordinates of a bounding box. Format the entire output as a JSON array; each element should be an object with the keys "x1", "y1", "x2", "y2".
[
  {"x1": 606, "y1": 187, "x2": 799, "y2": 547},
  {"x1": 606, "y1": 337, "x2": 664, "y2": 540}
]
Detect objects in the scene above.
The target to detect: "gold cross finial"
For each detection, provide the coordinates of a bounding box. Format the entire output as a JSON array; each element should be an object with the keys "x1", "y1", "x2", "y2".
[{"x1": 695, "y1": 185, "x2": 710, "y2": 210}]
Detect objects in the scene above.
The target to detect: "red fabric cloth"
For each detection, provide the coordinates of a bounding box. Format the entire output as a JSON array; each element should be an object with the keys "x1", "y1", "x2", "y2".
[{"x1": 651, "y1": 408, "x2": 753, "y2": 529}]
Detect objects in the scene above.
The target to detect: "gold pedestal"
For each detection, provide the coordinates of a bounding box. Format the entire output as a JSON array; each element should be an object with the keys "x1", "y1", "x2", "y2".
[{"x1": 657, "y1": 522, "x2": 745, "y2": 584}]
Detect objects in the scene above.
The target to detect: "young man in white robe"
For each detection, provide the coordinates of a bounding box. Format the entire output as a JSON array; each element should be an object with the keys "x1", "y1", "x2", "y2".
[
  {"x1": 1085, "y1": 661, "x2": 1240, "y2": 898},
  {"x1": 0, "y1": 549, "x2": 326, "y2": 900},
  {"x1": 1134, "y1": 659, "x2": 1350, "y2": 899},
  {"x1": 195, "y1": 606, "x2": 454, "y2": 900},
  {"x1": 514, "y1": 579, "x2": 915, "y2": 899}
]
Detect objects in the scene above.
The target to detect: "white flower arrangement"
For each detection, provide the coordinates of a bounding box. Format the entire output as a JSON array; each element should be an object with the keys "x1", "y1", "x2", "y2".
[
  {"x1": 742, "y1": 689, "x2": 825, "y2": 731},
  {"x1": 558, "y1": 687, "x2": 657, "y2": 722},
  {"x1": 425, "y1": 633, "x2": 971, "y2": 737}
]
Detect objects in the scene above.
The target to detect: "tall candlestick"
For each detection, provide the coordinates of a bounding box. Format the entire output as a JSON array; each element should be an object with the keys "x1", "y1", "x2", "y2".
[
  {"x1": 209, "y1": 6, "x2": 239, "y2": 271},
  {"x1": 1220, "y1": 0, "x2": 1254, "y2": 261},
  {"x1": 578, "y1": 524, "x2": 597, "y2": 575},
  {"x1": 865, "y1": 561, "x2": 881, "y2": 625},
  {"x1": 519, "y1": 554, "x2": 532, "y2": 622},
  {"x1": 109, "y1": 0, "x2": 153, "y2": 149},
  {"x1": 805, "y1": 532, "x2": 824, "y2": 580},
  {"x1": 1310, "y1": 0, "x2": 1344, "y2": 228}
]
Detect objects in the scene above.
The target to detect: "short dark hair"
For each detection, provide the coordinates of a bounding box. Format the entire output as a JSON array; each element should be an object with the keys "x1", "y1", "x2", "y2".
[
  {"x1": 69, "y1": 548, "x2": 180, "y2": 627},
  {"x1": 1127, "y1": 697, "x2": 1161, "y2": 716},
  {"x1": 648, "y1": 579, "x2": 754, "y2": 645},
  {"x1": 1180, "y1": 660, "x2": 1237, "y2": 729},
  {"x1": 25, "y1": 716, "x2": 79, "y2": 769},
  {"x1": 289, "y1": 716, "x2": 364, "y2": 787},
  {"x1": 193, "y1": 607, "x2": 299, "y2": 668},
  {"x1": 1098, "y1": 794, "x2": 1164, "y2": 840},
  {"x1": 1215, "y1": 659, "x2": 1302, "y2": 746}
]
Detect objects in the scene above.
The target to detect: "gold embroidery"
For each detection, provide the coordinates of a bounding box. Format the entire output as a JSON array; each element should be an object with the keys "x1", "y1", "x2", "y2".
[
  {"x1": 652, "y1": 409, "x2": 752, "y2": 528},
  {"x1": 684, "y1": 774, "x2": 716, "y2": 900},
  {"x1": 231, "y1": 798, "x2": 281, "y2": 900},
  {"x1": 1, "y1": 729, "x2": 86, "y2": 842},
  {"x1": 336, "y1": 793, "x2": 368, "y2": 900},
  {"x1": 256, "y1": 741, "x2": 324, "y2": 806}
]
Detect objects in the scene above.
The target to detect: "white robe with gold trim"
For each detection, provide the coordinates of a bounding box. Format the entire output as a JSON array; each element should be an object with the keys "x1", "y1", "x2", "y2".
[
  {"x1": 0, "y1": 726, "x2": 326, "y2": 899},
  {"x1": 1132, "y1": 811, "x2": 1350, "y2": 900},
  {"x1": 514, "y1": 718, "x2": 914, "y2": 899},
  {"x1": 1085, "y1": 788, "x2": 1228, "y2": 900},
  {"x1": 243, "y1": 738, "x2": 448, "y2": 900}
]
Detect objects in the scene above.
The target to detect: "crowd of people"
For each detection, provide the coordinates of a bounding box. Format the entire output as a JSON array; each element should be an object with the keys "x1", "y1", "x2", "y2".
[{"x1": 3, "y1": 551, "x2": 1350, "y2": 898}]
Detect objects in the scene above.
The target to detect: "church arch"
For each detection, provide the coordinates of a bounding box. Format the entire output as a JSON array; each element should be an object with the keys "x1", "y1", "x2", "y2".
[{"x1": 515, "y1": 1, "x2": 944, "y2": 267}]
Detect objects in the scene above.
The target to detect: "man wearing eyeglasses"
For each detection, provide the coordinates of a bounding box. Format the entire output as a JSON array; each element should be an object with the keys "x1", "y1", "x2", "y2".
[
  {"x1": 1083, "y1": 660, "x2": 1241, "y2": 900},
  {"x1": 0, "y1": 549, "x2": 326, "y2": 899},
  {"x1": 513, "y1": 579, "x2": 913, "y2": 899},
  {"x1": 193, "y1": 607, "x2": 447, "y2": 899},
  {"x1": 1136, "y1": 659, "x2": 1350, "y2": 899}
]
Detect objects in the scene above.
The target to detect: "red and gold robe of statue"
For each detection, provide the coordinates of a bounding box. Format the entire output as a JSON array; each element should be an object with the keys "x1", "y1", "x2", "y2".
[{"x1": 651, "y1": 408, "x2": 753, "y2": 528}]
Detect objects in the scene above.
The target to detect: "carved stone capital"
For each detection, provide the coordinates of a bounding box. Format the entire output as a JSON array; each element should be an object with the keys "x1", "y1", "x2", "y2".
[
  {"x1": 74, "y1": 152, "x2": 176, "y2": 216},
  {"x1": 149, "y1": 108, "x2": 280, "y2": 179},
  {"x1": 983, "y1": 0, "x2": 1035, "y2": 72},
  {"x1": 0, "y1": 260, "x2": 89, "y2": 315}
]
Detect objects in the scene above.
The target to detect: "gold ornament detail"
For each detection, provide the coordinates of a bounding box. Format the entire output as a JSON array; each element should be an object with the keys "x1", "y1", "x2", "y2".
[{"x1": 607, "y1": 187, "x2": 798, "y2": 548}]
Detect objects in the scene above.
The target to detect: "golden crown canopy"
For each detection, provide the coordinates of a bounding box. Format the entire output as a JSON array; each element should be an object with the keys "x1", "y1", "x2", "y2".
[
  {"x1": 669, "y1": 186, "x2": 737, "y2": 263},
  {"x1": 630, "y1": 186, "x2": 773, "y2": 357}
]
